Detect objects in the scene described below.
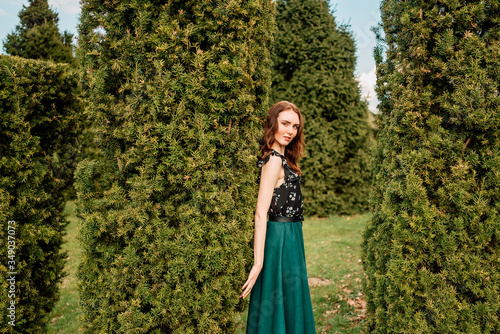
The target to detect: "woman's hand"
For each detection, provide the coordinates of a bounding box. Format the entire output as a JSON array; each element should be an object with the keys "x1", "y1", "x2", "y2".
[{"x1": 240, "y1": 264, "x2": 263, "y2": 299}]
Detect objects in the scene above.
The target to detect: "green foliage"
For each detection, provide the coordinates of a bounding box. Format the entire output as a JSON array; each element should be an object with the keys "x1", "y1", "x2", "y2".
[
  {"x1": 75, "y1": 0, "x2": 275, "y2": 333},
  {"x1": 3, "y1": 0, "x2": 74, "y2": 65},
  {"x1": 363, "y1": 1, "x2": 500, "y2": 333},
  {"x1": 4, "y1": 0, "x2": 82, "y2": 200},
  {"x1": 271, "y1": 0, "x2": 373, "y2": 216},
  {"x1": 0, "y1": 56, "x2": 82, "y2": 333}
]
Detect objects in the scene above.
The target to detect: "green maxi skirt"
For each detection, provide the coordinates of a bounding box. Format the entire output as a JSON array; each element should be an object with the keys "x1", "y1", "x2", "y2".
[{"x1": 246, "y1": 220, "x2": 316, "y2": 334}]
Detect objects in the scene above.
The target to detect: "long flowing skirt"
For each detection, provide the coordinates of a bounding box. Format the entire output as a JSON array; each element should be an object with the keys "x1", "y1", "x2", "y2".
[{"x1": 246, "y1": 220, "x2": 316, "y2": 334}]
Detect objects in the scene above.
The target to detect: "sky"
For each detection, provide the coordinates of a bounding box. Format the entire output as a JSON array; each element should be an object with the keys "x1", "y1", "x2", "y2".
[
  {"x1": 334, "y1": 0, "x2": 381, "y2": 113},
  {"x1": 0, "y1": 0, "x2": 381, "y2": 113}
]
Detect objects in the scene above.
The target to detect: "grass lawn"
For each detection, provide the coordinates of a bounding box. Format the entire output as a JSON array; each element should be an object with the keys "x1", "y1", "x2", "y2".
[
  {"x1": 48, "y1": 202, "x2": 370, "y2": 333},
  {"x1": 47, "y1": 201, "x2": 83, "y2": 334},
  {"x1": 304, "y1": 214, "x2": 369, "y2": 333}
]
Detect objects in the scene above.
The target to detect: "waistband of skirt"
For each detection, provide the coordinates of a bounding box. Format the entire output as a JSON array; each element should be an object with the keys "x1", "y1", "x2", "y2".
[{"x1": 268, "y1": 215, "x2": 302, "y2": 223}]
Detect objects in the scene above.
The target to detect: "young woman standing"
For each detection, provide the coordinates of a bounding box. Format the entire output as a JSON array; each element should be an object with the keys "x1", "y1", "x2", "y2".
[{"x1": 241, "y1": 101, "x2": 316, "y2": 333}]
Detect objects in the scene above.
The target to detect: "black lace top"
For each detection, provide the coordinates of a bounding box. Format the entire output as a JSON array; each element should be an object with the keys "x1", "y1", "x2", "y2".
[{"x1": 257, "y1": 149, "x2": 304, "y2": 222}]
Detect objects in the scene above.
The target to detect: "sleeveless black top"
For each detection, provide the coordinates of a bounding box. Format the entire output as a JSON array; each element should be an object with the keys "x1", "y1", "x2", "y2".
[{"x1": 257, "y1": 149, "x2": 304, "y2": 222}]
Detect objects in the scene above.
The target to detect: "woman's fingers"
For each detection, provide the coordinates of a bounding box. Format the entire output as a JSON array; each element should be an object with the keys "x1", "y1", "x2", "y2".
[
  {"x1": 240, "y1": 265, "x2": 262, "y2": 298},
  {"x1": 240, "y1": 277, "x2": 256, "y2": 298},
  {"x1": 240, "y1": 281, "x2": 250, "y2": 298},
  {"x1": 240, "y1": 282, "x2": 253, "y2": 298}
]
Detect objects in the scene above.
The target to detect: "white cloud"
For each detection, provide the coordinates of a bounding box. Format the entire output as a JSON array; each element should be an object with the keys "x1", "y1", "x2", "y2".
[
  {"x1": 356, "y1": 65, "x2": 378, "y2": 114},
  {"x1": 0, "y1": 9, "x2": 7, "y2": 15},
  {"x1": 48, "y1": 0, "x2": 80, "y2": 14}
]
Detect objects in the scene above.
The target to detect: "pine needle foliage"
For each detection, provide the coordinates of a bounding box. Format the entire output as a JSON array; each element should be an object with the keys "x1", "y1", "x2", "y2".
[
  {"x1": 362, "y1": 1, "x2": 500, "y2": 333},
  {"x1": 75, "y1": 1, "x2": 275, "y2": 333},
  {"x1": 0, "y1": 56, "x2": 81, "y2": 333},
  {"x1": 3, "y1": 0, "x2": 74, "y2": 65},
  {"x1": 271, "y1": 0, "x2": 373, "y2": 216}
]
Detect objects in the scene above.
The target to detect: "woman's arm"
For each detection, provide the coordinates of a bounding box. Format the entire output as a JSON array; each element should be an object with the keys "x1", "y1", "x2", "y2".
[{"x1": 240, "y1": 154, "x2": 282, "y2": 299}]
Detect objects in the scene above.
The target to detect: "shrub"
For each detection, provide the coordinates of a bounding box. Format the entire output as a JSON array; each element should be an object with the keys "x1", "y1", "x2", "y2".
[
  {"x1": 362, "y1": 1, "x2": 500, "y2": 333},
  {"x1": 0, "y1": 55, "x2": 81, "y2": 333},
  {"x1": 75, "y1": 1, "x2": 275, "y2": 333}
]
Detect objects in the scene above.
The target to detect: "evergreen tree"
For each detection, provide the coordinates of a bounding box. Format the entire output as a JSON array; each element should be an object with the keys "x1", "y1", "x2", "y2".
[
  {"x1": 5, "y1": 0, "x2": 80, "y2": 201},
  {"x1": 3, "y1": 0, "x2": 74, "y2": 65},
  {"x1": 75, "y1": 0, "x2": 275, "y2": 333},
  {"x1": 271, "y1": 0, "x2": 373, "y2": 216},
  {"x1": 0, "y1": 55, "x2": 81, "y2": 333},
  {"x1": 363, "y1": 1, "x2": 500, "y2": 333}
]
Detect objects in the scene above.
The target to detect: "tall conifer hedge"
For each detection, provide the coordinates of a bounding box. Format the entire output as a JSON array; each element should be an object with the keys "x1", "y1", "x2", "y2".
[
  {"x1": 363, "y1": 1, "x2": 500, "y2": 332},
  {"x1": 0, "y1": 56, "x2": 81, "y2": 333},
  {"x1": 271, "y1": 0, "x2": 373, "y2": 216},
  {"x1": 75, "y1": 1, "x2": 275, "y2": 332}
]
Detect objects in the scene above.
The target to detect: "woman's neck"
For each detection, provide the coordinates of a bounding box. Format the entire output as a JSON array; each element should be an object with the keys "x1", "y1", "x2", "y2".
[{"x1": 271, "y1": 144, "x2": 285, "y2": 156}]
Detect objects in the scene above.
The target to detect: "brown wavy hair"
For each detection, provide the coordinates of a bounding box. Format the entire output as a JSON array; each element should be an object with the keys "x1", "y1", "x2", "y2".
[{"x1": 259, "y1": 101, "x2": 305, "y2": 175}]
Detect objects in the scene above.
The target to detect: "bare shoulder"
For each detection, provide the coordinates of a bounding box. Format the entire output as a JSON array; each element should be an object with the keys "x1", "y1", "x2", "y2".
[
  {"x1": 261, "y1": 153, "x2": 282, "y2": 169},
  {"x1": 260, "y1": 154, "x2": 282, "y2": 177}
]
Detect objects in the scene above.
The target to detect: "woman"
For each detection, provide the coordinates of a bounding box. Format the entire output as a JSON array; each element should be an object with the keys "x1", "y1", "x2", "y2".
[{"x1": 241, "y1": 101, "x2": 316, "y2": 333}]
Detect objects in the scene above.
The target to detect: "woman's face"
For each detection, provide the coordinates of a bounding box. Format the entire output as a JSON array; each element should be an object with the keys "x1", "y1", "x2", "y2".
[{"x1": 274, "y1": 109, "x2": 300, "y2": 147}]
